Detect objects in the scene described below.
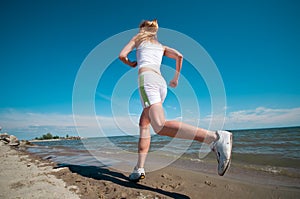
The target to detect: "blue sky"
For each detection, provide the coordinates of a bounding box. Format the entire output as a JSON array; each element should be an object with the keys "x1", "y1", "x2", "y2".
[{"x1": 0, "y1": 0, "x2": 300, "y2": 139}]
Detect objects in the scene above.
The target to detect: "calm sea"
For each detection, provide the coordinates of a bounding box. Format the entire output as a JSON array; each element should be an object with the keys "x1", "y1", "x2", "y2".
[{"x1": 26, "y1": 126, "x2": 300, "y2": 187}]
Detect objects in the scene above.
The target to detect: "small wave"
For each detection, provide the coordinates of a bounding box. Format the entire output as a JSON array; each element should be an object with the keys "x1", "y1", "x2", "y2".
[
  {"x1": 242, "y1": 164, "x2": 282, "y2": 174},
  {"x1": 260, "y1": 166, "x2": 282, "y2": 174},
  {"x1": 99, "y1": 151, "x2": 120, "y2": 155},
  {"x1": 239, "y1": 164, "x2": 300, "y2": 178},
  {"x1": 190, "y1": 158, "x2": 203, "y2": 163}
]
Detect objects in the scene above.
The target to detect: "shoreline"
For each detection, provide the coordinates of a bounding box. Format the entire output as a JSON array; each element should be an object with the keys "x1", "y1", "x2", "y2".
[
  {"x1": 1, "y1": 142, "x2": 299, "y2": 198},
  {"x1": 30, "y1": 137, "x2": 85, "y2": 143}
]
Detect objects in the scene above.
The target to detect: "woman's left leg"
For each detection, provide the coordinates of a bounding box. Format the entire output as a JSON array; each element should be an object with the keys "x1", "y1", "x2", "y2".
[
  {"x1": 147, "y1": 102, "x2": 233, "y2": 176},
  {"x1": 148, "y1": 103, "x2": 217, "y2": 144}
]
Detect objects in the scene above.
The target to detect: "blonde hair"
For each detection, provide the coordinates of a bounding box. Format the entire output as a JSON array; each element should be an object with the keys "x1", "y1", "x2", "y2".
[{"x1": 135, "y1": 19, "x2": 159, "y2": 47}]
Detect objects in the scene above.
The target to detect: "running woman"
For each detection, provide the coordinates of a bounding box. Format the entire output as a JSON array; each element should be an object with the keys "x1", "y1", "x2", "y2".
[{"x1": 119, "y1": 19, "x2": 232, "y2": 181}]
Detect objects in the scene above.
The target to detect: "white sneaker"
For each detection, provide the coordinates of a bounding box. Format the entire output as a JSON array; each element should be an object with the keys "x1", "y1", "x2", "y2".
[
  {"x1": 128, "y1": 167, "x2": 145, "y2": 182},
  {"x1": 211, "y1": 130, "x2": 233, "y2": 176}
]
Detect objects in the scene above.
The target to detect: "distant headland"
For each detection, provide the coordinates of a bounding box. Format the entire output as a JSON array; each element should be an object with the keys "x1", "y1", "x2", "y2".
[{"x1": 31, "y1": 133, "x2": 82, "y2": 142}]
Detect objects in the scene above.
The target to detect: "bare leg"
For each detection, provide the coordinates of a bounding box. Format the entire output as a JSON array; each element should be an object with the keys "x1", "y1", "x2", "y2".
[
  {"x1": 136, "y1": 108, "x2": 151, "y2": 169},
  {"x1": 132, "y1": 103, "x2": 232, "y2": 178},
  {"x1": 135, "y1": 103, "x2": 217, "y2": 169},
  {"x1": 148, "y1": 103, "x2": 217, "y2": 144}
]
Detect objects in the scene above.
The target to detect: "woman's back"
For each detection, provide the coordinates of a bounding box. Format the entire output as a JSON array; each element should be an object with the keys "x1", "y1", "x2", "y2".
[{"x1": 136, "y1": 41, "x2": 164, "y2": 73}]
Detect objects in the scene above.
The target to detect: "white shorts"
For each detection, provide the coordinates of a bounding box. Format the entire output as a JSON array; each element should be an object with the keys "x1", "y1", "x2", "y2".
[{"x1": 138, "y1": 71, "x2": 167, "y2": 108}]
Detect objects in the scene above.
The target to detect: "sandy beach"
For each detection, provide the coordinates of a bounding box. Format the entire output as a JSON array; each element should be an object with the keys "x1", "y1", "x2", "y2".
[
  {"x1": 0, "y1": 141, "x2": 80, "y2": 199},
  {"x1": 0, "y1": 141, "x2": 299, "y2": 199}
]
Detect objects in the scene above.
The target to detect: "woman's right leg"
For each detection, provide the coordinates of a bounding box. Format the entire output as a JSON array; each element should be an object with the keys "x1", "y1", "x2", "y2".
[
  {"x1": 129, "y1": 108, "x2": 151, "y2": 181},
  {"x1": 136, "y1": 107, "x2": 151, "y2": 169}
]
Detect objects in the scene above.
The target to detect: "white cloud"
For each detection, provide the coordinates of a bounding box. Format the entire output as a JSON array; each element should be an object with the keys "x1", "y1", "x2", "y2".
[
  {"x1": 96, "y1": 92, "x2": 111, "y2": 101},
  {"x1": 178, "y1": 106, "x2": 300, "y2": 130},
  {"x1": 0, "y1": 109, "x2": 139, "y2": 140},
  {"x1": 166, "y1": 105, "x2": 177, "y2": 110},
  {"x1": 223, "y1": 107, "x2": 300, "y2": 130},
  {"x1": 1, "y1": 106, "x2": 299, "y2": 140}
]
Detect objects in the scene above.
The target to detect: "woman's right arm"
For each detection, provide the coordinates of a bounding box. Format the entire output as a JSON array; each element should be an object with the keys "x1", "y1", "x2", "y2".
[{"x1": 119, "y1": 36, "x2": 138, "y2": 68}]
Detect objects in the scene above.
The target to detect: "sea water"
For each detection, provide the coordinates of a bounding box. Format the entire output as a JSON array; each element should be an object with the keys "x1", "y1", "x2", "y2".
[{"x1": 26, "y1": 126, "x2": 300, "y2": 187}]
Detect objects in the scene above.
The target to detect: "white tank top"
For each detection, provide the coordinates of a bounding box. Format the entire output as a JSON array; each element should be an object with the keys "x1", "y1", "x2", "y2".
[{"x1": 136, "y1": 41, "x2": 164, "y2": 73}]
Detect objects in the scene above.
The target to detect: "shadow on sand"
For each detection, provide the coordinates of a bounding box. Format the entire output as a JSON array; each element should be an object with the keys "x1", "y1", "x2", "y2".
[{"x1": 55, "y1": 163, "x2": 190, "y2": 199}]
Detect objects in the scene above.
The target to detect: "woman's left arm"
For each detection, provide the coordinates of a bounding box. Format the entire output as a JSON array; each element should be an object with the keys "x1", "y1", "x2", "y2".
[
  {"x1": 119, "y1": 36, "x2": 137, "y2": 68},
  {"x1": 163, "y1": 46, "x2": 183, "y2": 88}
]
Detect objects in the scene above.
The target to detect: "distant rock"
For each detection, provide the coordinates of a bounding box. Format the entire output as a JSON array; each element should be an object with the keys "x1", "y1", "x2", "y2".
[
  {"x1": 0, "y1": 133, "x2": 9, "y2": 139},
  {"x1": 9, "y1": 135, "x2": 20, "y2": 146},
  {"x1": 0, "y1": 133, "x2": 21, "y2": 146},
  {"x1": 19, "y1": 140, "x2": 34, "y2": 146},
  {"x1": 0, "y1": 133, "x2": 10, "y2": 144}
]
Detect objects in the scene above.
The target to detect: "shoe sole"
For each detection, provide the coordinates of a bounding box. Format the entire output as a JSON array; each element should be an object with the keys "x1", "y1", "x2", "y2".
[
  {"x1": 218, "y1": 133, "x2": 233, "y2": 176},
  {"x1": 129, "y1": 173, "x2": 145, "y2": 182}
]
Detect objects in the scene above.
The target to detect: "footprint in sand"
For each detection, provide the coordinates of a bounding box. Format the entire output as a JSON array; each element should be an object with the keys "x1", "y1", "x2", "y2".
[{"x1": 204, "y1": 180, "x2": 216, "y2": 187}]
